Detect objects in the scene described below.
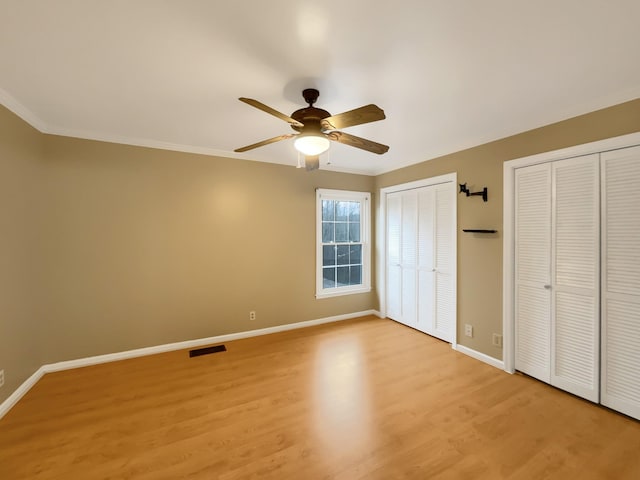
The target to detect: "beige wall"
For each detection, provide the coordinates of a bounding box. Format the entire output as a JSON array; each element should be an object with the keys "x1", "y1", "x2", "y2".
[
  {"x1": 0, "y1": 105, "x2": 375, "y2": 404},
  {"x1": 0, "y1": 106, "x2": 44, "y2": 403},
  {"x1": 375, "y1": 98, "x2": 640, "y2": 359},
  {"x1": 38, "y1": 136, "x2": 376, "y2": 363}
]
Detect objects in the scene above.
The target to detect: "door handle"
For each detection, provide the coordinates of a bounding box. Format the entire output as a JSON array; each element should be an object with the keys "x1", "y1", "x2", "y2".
[{"x1": 543, "y1": 284, "x2": 551, "y2": 290}]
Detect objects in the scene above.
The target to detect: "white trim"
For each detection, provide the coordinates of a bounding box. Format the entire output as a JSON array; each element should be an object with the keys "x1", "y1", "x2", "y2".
[
  {"x1": 0, "y1": 368, "x2": 46, "y2": 420},
  {"x1": 502, "y1": 161, "x2": 516, "y2": 373},
  {"x1": 314, "y1": 287, "x2": 372, "y2": 299},
  {"x1": 379, "y1": 173, "x2": 458, "y2": 196},
  {"x1": 43, "y1": 310, "x2": 380, "y2": 373},
  {"x1": 502, "y1": 131, "x2": 640, "y2": 374},
  {"x1": 456, "y1": 345, "x2": 506, "y2": 371},
  {"x1": 48, "y1": 126, "x2": 273, "y2": 163},
  {"x1": 377, "y1": 172, "x2": 457, "y2": 347},
  {"x1": 0, "y1": 310, "x2": 380, "y2": 419},
  {"x1": 316, "y1": 189, "x2": 372, "y2": 299},
  {"x1": 503, "y1": 132, "x2": 640, "y2": 170},
  {"x1": 0, "y1": 97, "x2": 371, "y2": 176},
  {"x1": 41, "y1": 127, "x2": 376, "y2": 176},
  {"x1": 0, "y1": 86, "x2": 50, "y2": 133}
]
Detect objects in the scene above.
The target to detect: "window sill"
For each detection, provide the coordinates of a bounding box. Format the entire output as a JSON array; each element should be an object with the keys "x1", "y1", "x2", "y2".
[{"x1": 315, "y1": 286, "x2": 371, "y2": 299}]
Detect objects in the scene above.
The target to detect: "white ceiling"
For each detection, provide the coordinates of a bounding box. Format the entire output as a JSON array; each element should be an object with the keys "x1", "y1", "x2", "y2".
[{"x1": 1, "y1": 1, "x2": 639, "y2": 175}]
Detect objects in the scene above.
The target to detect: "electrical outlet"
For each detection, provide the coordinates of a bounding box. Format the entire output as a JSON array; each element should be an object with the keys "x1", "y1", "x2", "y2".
[
  {"x1": 249, "y1": 311, "x2": 256, "y2": 321},
  {"x1": 464, "y1": 324, "x2": 473, "y2": 338},
  {"x1": 0, "y1": 369, "x2": 4, "y2": 388},
  {"x1": 492, "y1": 334, "x2": 503, "y2": 348}
]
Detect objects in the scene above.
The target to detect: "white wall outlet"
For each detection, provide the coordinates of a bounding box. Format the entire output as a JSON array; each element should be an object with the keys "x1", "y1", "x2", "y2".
[
  {"x1": 492, "y1": 333, "x2": 503, "y2": 348},
  {"x1": 249, "y1": 311, "x2": 256, "y2": 321},
  {"x1": 0, "y1": 369, "x2": 4, "y2": 388},
  {"x1": 464, "y1": 324, "x2": 473, "y2": 338}
]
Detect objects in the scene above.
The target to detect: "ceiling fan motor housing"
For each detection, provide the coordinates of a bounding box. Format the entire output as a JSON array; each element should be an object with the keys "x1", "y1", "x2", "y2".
[
  {"x1": 291, "y1": 106, "x2": 331, "y2": 133},
  {"x1": 290, "y1": 89, "x2": 331, "y2": 134}
]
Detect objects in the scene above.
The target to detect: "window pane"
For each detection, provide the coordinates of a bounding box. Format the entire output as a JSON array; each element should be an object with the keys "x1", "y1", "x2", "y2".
[
  {"x1": 337, "y1": 245, "x2": 350, "y2": 265},
  {"x1": 350, "y1": 245, "x2": 362, "y2": 264},
  {"x1": 322, "y1": 200, "x2": 334, "y2": 221},
  {"x1": 350, "y1": 266, "x2": 362, "y2": 285},
  {"x1": 337, "y1": 266, "x2": 349, "y2": 286},
  {"x1": 323, "y1": 268, "x2": 335, "y2": 288},
  {"x1": 335, "y1": 201, "x2": 349, "y2": 221},
  {"x1": 349, "y1": 222, "x2": 360, "y2": 242},
  {"x1": 348, "y1": 201, "x2": 360, "y2": 222},
  {"x1": 335, "y1": 223, "x2": 348, "y2": 242},
  {"x1": 322, "y1": 222, "x2": 334, "y2": 243},
  {"x1": 317, "y1": 190, "x2": 369, "y2": 297},
  {"x1": 323, "y1": 245, "x2": 336, "y2": 266}
]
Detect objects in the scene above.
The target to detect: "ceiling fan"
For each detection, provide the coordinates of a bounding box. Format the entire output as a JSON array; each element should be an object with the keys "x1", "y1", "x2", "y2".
[{"x1": 234, "y1": 89, "x2": 389, "y2": 171}]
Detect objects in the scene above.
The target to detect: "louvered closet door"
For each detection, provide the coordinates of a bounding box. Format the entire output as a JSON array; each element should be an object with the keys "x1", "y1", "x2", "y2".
[
  {"x1": 386, "y1": 180, "x2": 456, "y2": 340},
  {"x1": 401, "y1": 190, "x2": 419, "y2": 329},
  {"x1": 515, "y1": 164, "x2": 552, "y2": 383},
  {"x1": 433, "y1": 183, "x2": 455, "y2": 342},
  {"x1": 386, "y1": 192, "x2": 402, "y2": 322},
  {"x1": 386, "y1": 189, "x2": 419, "y2": 328},
  {"x1": 601, "y1": 145, "x2": 640, "y2": 420},
  {"x1": 417, "y1": 187, "x2": 435, "y2": 335},
  {"x1": 551, "y1": 155, "x2": 600, "y2": 402}
]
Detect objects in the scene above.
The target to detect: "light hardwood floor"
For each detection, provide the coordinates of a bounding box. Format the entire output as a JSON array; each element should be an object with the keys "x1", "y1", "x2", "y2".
[{"x1": 1, "y1": 316, "x2": 639, "y2": 479}]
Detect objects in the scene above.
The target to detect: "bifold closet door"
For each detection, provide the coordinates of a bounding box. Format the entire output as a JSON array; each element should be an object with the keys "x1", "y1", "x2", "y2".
[
  {"x1": 432, "y1": 183, "x2": 455, "y2": 342},
  {"x1": 386, "y1": 190, "x2": 419, "y2": 329},
  {"x1": 386, "y1": 191, "x2": 403, "y2": 323},
  {"x1": 416, "y1": 183, "x2": 454, "y2": 341},
  {"x1": 515, "y1": 155, "x2": 600, "y2": 402},
  {"x1": 400, "y1": 190, "x2": 418, "y2": 329},
  {"x1": 550, "y1": 155, "x2": 600, "y2": 402},
  {"x1": 417, "y1": 187, "x2": 435, "y2": 335},
  {"x1": 386, "y1": 182, "x2": 455, "y2": 341},
  {"x1": 601, "y1": 145, "x2": 640, "y2": 420},
  {"x1": 515, "y1": 163, "x2": 552, "y2": 383}
]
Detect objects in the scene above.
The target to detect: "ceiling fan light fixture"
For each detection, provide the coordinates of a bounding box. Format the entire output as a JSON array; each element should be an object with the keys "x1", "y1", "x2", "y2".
[{"x1": 294, "y1": 133, "x2": 330, "y2": 156}]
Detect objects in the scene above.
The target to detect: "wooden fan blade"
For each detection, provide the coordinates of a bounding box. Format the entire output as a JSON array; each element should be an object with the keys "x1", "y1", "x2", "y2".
[
  {"x1": 328, "y1": 131, "x2": 389, "y2": 154},
  {"x1": 239, "y1": 98, "x2": 304, "y2": 127},
  {"x1": 234, "y1": 134, "x2": 295, "y2": 153},
  {"x1": 320, "y1": 104, "x2": 385, "y2": 131},
  {"x1": 305, "y1": 155, "x2": 320, "y2": 171}
]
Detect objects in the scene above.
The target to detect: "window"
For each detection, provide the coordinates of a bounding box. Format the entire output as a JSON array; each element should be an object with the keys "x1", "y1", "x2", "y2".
[{"x1": 316, "y1": 189, "x2": 371, "y2": 298}]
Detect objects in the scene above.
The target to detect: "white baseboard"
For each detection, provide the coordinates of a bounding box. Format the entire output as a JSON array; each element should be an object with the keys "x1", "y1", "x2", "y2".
[
  {"x1": 0, "y1": 367, "x2": 46, "y2": 420},
  {"x1": 0, "y1": 310, "x2": 381, "y2": 419},
  {"x1": 455, "y1": 344, "x2": 505, "y2": 371}
]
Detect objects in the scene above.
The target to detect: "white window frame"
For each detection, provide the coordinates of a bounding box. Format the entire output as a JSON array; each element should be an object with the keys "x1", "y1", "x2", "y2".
[{"x1": 316, "y1": 188, "x2": 371, "y2": 299}]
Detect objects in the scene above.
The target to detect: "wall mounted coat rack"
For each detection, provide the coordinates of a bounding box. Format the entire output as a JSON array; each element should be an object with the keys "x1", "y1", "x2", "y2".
[{"x1": 459, "y1": 183, "x2": 488, "y2": 202}]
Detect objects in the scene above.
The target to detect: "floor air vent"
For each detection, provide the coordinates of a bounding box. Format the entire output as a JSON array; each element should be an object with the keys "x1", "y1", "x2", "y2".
[{"x1": 189, "y1": 345, "x2": 227, "y2": 358}]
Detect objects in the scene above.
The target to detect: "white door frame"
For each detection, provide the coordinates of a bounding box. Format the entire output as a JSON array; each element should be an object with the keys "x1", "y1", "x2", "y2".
[
  {"x1": 378, "y1": 172, "x2": 458, "y2": 348},
  {"x1": 502, "y1": 132, "x2": 640, "y2": 373}
]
